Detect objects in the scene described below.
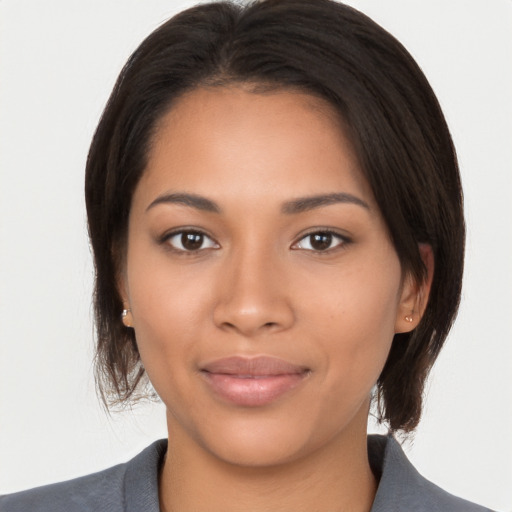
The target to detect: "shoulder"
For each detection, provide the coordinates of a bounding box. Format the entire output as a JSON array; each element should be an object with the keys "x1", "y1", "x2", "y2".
[
  {"x1": 0, "y1": 440, "x2": 167, "y2": 512},
  {"x1": 369, "y1": 435, "x2": 495, "y2": 512},
  {"x1": 0, "y1": 463, "x2": 127, "y2": 512}
]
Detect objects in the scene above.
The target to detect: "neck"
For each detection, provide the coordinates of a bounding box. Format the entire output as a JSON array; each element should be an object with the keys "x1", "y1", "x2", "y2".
[{"x1": 159, "y1": 412, "x2": 377, "y2": 512}]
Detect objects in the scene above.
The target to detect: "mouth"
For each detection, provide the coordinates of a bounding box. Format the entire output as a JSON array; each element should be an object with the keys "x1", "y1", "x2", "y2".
[{"x1": 200, "y1": 356, "x2": 310, "y2": 407}]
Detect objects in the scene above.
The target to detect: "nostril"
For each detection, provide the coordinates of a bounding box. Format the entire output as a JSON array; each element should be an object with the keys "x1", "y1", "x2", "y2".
[{"x1": 213, "y1": 297, "x2": 295, "y2": 336}]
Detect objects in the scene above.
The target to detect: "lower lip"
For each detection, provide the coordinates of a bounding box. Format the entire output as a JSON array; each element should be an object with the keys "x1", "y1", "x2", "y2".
[{"x1": 201, "y1": 372, "x2": 307, "y2": 407}]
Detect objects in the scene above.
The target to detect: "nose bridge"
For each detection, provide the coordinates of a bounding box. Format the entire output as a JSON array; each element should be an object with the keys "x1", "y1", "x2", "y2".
[{"x1": 213, "y1": 237, "x2": 293, "y2": 335}]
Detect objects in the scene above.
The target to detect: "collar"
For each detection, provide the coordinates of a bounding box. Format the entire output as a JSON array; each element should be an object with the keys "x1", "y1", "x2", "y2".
[{"x1": 122, "y1": 435, "x2": 489, "y2": 512}]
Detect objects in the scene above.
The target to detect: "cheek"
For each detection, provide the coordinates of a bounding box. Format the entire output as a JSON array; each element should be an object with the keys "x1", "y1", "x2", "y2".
[
  {"x1": 127, "y1": 234, "x2": 213, "y2": 322},
  {"x1": 303, "y1": 254, "x2": 402, "y2": 385},
  {"x1": 124, "y1": 248, "x2": 213, "y2": 382}
]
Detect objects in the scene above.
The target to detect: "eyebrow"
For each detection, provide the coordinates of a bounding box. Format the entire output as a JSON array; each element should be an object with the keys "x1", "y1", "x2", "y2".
[
  {"x1": 146, "y1": 191, "x2": 369, "y2": 215},
  {"x1": 146, "y1": 192, "x2": 221, "y2": 213},
  {"x1": 281, "y1": 193, "x2": 369, "y2": 214}
]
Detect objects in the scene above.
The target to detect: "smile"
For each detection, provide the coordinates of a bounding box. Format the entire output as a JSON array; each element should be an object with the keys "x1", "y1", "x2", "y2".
[{"x1": 200, "y1": 356, "x2": 310, "y2": 407}]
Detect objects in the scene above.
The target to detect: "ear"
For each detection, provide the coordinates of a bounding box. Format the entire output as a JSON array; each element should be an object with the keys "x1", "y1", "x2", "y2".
[{"x1": 395, "y1": 243, "x2": 434, "y2": 333}]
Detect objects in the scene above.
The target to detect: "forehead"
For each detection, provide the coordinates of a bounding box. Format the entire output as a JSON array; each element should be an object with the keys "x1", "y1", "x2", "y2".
[
  {"x1": 161, "y1": 84, "x2": 343, "y2": 130},
  {"x1": 153, "y1": 85, "x2": 348, "y2": 150},
  {"x1": 139, "y1": 85, "x2": 374, "y2": 208}
]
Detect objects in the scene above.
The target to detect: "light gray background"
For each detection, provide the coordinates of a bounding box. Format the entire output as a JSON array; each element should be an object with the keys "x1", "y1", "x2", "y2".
[{"x1": 0, "y1": 1, "x2": 511, "y2": 510}]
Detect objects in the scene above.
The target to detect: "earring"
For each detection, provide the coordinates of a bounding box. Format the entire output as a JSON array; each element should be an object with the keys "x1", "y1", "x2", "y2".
[
  {"x1": 404, "y1": 314, "x2": 414, "y2": 323},
  {"x1": 121, "y1": 308, "x2": 133, "y2": 328}
]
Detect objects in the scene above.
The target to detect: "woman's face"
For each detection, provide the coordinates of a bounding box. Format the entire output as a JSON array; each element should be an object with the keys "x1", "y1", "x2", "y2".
[{"x1": 121, "y1": 86, "x2": 418, "y2": 466}]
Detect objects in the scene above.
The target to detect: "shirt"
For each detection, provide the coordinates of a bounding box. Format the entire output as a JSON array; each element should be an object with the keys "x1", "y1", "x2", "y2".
[{"x1": 0, "y1": 435, "x2": 494, "y2": 511}]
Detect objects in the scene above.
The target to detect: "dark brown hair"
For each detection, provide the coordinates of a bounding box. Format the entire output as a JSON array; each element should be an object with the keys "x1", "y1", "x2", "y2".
[{"x1": 85, "y1": 0, "x2": 464, "y2": 432}]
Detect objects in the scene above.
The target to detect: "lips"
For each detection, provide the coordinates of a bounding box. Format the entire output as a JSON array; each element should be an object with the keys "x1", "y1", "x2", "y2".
[{"x1": 200, "y1": 356, "x2": 309, "y2": 407}]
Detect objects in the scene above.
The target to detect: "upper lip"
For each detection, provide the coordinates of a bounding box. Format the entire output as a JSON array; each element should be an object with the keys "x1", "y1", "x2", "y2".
[{"x1": 201, "y1": 356, "x2": 308, "y2": 376}]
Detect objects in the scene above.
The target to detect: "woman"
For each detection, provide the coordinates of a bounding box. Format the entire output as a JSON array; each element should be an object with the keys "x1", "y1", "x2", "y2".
[{"x1": 0, "y1": 0, "x2": 497, "y2": 510}]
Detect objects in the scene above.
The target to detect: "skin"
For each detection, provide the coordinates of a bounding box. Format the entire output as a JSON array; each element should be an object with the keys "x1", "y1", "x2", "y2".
[{"x1": 120, "y1": 86, "x2": 431, "y2": 512}]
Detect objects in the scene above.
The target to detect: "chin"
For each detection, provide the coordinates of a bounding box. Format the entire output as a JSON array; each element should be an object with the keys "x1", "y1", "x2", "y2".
[
  {"x1": 162, "y1": 374, "x2": 373, "y2": 469},
  {"x1": 204, "y1": 421, "x2": 314, "y2": 468},
  {"x1": 187, "y1": 401, "x2": 365, "y2": 470}
]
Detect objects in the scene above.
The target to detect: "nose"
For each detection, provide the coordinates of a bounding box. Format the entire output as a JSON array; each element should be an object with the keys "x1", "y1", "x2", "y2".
[{"x1": 212, "y1": 246, "x2": 295, "y2": 337}]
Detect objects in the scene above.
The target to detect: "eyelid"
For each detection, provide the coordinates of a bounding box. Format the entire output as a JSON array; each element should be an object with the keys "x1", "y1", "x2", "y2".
[
  {"x1": 291, "y1": 228, "x2": 351, "y2": 252},
  {"x1": 159, "y1": 227, "x2": 220, "y2": 252}
]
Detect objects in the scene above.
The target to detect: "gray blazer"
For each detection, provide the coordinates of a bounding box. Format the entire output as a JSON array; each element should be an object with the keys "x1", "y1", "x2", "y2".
[{"x1": 0, "y1": 435, "x2": 494, "y2": 511}]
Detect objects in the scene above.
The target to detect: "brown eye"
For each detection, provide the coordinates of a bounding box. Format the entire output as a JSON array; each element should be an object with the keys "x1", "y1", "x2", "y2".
[
  {"x1": 166, "y1": 230, "x2": 218, "y2": 252},
  {"x1": 310, "y1": 233, "x2": 333, "y2": 251},
  {"x1": 182, "y1": 232, "x2": 204, "y2": 250},
  {"x1": 293, "y1": 231, "x2": 347, "y2": 252}
]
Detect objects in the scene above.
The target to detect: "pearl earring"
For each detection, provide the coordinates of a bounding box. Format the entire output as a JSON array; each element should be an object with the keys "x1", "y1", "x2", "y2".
[{"x1": 121, "y1": 308, "x2": 133, "y2": 328}]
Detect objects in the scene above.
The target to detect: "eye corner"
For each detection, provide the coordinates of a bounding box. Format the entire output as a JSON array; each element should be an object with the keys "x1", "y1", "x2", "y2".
[
  {"x1": 159, "y1": 228, "x2": 220, "y2": 254},
  {"x1": 292, "y1": 229, "x2": 352, "y2": 253}
]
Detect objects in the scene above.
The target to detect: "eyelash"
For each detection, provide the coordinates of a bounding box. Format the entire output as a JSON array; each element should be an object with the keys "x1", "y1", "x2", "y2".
[
  {"x1": 292, "y1": 229, "x2": 351, "y2": 253},
  {"x1": 160, "y1": 228, "x2": 351, "y2": 255},
  {"x1": 160, "y1": 229, "x2": 219, "y2": 254}
]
